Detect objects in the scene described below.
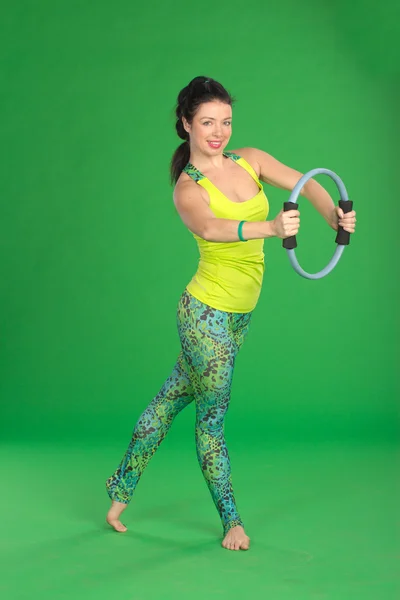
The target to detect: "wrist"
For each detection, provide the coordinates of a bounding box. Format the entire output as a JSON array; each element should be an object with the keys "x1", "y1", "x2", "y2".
[
  {"x1": 264, "y1": 219, "x2": 276, "y2": 238},
  {"x1": 327, "y1": 207, "x2": 338, "y2": 231}
]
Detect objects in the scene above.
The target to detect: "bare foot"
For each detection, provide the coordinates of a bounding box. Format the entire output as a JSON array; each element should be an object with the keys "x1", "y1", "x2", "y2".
[
  {"x1": 106, "y1": 500, "x2": 128, "y2": 532},
  {"x1": 222, "y1": 525, "x2": 250, "y2": 551}
]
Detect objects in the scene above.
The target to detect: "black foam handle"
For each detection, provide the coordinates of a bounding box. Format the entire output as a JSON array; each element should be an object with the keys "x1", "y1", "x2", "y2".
[
  {"x1": 282, "y1": 202, "x2": 299, "y2": 249},
  {"x1": 335, "y1": 200, "x2": 353, "y2": 245}
]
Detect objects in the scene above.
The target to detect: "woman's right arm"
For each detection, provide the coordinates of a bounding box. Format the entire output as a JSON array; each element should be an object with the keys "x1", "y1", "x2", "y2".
[{"x1": 173, "y1": 180, "x2": 300, "y2": 243}]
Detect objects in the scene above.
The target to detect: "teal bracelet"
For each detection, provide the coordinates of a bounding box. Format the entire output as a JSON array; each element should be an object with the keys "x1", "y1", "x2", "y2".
[{"x1": 238, "y1": 220, "x2": 247, "y2": 242}]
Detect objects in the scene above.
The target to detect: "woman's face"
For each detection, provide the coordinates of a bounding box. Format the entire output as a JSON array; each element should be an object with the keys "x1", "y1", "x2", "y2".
[{"x1": 183, "y1": 101, "x2": 232, "y2": 155}]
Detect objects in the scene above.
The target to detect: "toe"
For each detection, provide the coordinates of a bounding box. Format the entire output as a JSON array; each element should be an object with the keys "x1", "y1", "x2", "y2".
[
  {"x1": 107, "y1": 519, "x2": 127, "y2": 533},
  {"x1": 222, "y1": 537, "x2": 230, "y2": 549}
]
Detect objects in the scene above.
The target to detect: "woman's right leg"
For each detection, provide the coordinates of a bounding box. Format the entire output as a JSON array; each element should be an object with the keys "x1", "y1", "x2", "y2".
[{"x1": 105, "y1": 350, "x2": 194, "y2": 508}]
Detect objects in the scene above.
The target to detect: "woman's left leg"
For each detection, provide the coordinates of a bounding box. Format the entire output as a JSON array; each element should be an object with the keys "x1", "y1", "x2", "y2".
[{"x1": 177, "y1": 292, "x2": 252, "y2": 536}]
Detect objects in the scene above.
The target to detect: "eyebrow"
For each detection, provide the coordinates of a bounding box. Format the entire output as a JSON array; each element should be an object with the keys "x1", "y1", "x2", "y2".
[{"x1": 200, "y1": 116, "x2": 232, "y2": 120}]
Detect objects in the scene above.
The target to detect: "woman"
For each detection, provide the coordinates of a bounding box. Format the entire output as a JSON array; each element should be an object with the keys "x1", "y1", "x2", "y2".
[{"x1": 105, "y1": 76, "x2": 357, "y2": 551}]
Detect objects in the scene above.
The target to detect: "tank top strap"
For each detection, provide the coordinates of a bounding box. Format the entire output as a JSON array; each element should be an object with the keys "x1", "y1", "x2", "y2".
[{"x1": 182, "y1": 162, "x2": 205, "y2": 182}]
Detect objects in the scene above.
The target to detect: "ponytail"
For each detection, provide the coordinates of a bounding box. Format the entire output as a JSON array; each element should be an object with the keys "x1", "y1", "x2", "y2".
[{"x1": 170, "y1": 141, "x2": 191, "y2": 185}]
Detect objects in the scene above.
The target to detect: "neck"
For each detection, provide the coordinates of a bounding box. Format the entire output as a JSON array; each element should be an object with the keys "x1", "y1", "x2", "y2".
[{"x1": 188, "y1": 146, "x2": 227, "y2": 172}]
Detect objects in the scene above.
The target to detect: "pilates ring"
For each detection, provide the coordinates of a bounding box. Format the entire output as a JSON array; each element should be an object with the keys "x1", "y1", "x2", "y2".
[{"x1": 283, "y1": 168, "x2": 353, "y2": 280}]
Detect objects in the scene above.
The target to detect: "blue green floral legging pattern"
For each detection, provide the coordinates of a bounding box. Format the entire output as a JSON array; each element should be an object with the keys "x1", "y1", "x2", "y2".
[{"x1": 105, "y1": 289, "x2": 253, "y2": 535}]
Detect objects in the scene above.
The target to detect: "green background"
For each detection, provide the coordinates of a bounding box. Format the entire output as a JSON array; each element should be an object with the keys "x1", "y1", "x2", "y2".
[{"x1": 1, "y1": 1, "x2": 399, "y2": 599}]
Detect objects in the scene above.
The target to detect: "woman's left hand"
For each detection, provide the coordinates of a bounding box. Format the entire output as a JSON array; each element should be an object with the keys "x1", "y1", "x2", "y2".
[{"x1": 330, "y1": 206, "x2": 357, "y2": 233}]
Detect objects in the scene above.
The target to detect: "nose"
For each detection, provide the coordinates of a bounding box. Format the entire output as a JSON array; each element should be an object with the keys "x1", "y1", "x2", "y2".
[{"x1": 212, "y1": 124, "x2": 223, "y2": 138}]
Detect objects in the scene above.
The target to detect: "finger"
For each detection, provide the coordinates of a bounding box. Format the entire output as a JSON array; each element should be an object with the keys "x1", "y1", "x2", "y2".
[
  {"x1": 285, "y1": 210, "x2": 300, "y2": 217},
  {"x1": 339, "y1": 219, "x2": 356, "y2": 228},
  {"x1": 340, "y1": 212, "x2": 356, "y2": 223}
]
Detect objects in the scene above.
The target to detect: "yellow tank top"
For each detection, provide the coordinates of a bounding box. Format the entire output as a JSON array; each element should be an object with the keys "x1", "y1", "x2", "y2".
[{"x1": 182, "y1": 151, "x2": 269, "y2": 313}]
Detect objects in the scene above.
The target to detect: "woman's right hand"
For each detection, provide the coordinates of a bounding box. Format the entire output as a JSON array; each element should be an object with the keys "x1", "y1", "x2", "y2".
[{"x1": 271, "y1": 209, "x2": 300, "y2": 239}]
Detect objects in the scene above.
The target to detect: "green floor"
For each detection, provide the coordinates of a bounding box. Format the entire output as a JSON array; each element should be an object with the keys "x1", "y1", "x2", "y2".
[{"x1": 1, "y1": 438, "x2": 398, "y2": 599}]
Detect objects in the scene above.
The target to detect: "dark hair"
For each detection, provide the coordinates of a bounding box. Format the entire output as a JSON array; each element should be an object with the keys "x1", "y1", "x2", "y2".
[{"x1": 170, "y1": 76, "x2": 235, "y2": 185}]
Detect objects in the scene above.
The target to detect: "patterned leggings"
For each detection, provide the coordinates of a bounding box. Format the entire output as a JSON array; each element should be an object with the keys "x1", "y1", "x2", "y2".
[{"x1": 105, "y1": 289, "x2": 253, "y2": 535}]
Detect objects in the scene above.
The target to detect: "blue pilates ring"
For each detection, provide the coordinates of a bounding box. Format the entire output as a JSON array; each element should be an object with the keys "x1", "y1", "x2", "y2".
[{"x1": 283, "y1": 168, "x2": 353, "y2": 280}]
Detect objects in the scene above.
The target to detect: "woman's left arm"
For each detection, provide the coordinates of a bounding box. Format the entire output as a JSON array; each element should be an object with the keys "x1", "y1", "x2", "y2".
[{"x1": 242, "y1": 147, "x2": 356, "y2": 233}]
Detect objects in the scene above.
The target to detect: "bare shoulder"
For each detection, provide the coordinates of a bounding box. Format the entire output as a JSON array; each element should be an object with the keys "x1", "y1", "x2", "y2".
[
  {"x1": 173, "y1": 172, "x2": 210, "y2": 207},
  {"x1": 228, "y1": 147, "x2": 264, "y2": 177}
]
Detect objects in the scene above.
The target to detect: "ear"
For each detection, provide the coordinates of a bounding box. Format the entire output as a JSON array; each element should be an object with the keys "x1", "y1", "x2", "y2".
[{"x1": 182, "y1": 116, "x2": 191, "y2": 134}]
